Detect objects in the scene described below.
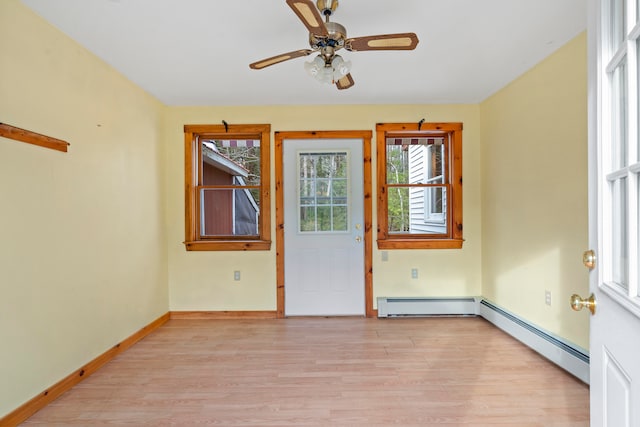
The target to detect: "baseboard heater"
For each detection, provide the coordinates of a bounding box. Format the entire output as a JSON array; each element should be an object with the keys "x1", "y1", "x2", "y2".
[
  {"x1": 377, "y1": 297, "x2": 478, "y2": 317},
  {"x1": 377, "y1": 296, "x2": 590, "y2": 384},
  {"x1": 479, "y1": 299, "x2": 589, "y2": 384}
]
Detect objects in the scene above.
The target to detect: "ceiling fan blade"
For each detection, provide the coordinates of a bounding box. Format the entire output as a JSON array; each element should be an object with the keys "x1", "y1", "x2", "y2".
[
  {"x1": 249, "y1": 49, "x2": 314, "y2": 70},
  {"x1": 346, "y1": 33, "x2": 419, "y2": 51},
  {"x1": 286, "y1": 0, "x2": 329, "y2": 36},
  {"x1": 335, "y1": 73, "x2": 354, "y2": 90}
]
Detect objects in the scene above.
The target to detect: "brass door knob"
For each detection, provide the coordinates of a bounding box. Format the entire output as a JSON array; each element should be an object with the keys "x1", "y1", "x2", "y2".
[
  {"x1": 583, "y1": 250, "x2": 596, "y2": 269},
  {"x1": 570, "y1": 293, "x2": 596, "y2": 315}
]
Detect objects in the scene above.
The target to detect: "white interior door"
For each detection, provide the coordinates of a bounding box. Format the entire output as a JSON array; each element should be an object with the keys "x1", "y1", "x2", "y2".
[
  {"x1": 283, "y1": 138, "x2": 365, "y2": 316},
  {"x1": 588, "y1": 0, "x2": 640, "y2": 425}
]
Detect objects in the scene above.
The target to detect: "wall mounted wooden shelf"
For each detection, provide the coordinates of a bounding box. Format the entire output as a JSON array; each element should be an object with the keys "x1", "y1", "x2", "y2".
[{"x1": 0, "y1": 122, "x2": 69, "y2": 153}]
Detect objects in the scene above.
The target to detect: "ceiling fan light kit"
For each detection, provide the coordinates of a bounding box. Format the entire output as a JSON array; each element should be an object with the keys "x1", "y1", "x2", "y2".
[
  {"x1": 249, "y1": 0, "x2": 419, "y2": 90},
  {"x1": 304, "y1": 54, "x2": 351, "y2": 84}
]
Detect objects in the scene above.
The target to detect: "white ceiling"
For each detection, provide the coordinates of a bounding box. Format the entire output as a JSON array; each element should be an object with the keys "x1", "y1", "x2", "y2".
[{"x1": 21, "y1": 0, "x2": 587, "y2": 106}]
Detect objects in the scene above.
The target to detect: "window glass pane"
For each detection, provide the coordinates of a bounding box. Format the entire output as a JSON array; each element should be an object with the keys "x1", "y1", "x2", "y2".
[
  {"x1": 419, "y1": 186, "x2": 448, "y2": 234},
  {"x1": 425, "y1": 186, "x2": 446, "y2": 216},
  {"x1": 427, "y1": 143, "x2": 445, "y2": 182},
  {"x1": 612, "y1": 177, "x2": 629, "y2": 289},
  {"x1": 611, "y1": 60, "x2": 628, "y2": 169},
  {"x1": 388, "y1": 186, "x2": 449, "y2": 235},
  {"x1": 386, "y1": 137, "x2": 445, "y2": 184},
  {"x1": 610, "y1": 0, "x2": 626, "y2": 52},
  {"x1": 200, "y1": 188, "x2": 260, "y2": 236},
  {"x1": 386, "y1": 145, "x2": 408, "y2": 184},
  {"x1": 388, "y1": 187, "x2": 410, "y2": 233},
  {"x1": 298, "y1": 151, "x2": 349, "y2": 233},
  {"x1": 201, "y1": 139, "x2": 261, "y2": 186},
  {"x1": 386, "y1": 136, "x2": 449, "y2": 235}
]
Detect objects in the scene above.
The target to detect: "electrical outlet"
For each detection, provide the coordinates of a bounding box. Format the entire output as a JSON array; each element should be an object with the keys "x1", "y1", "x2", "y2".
[
  {"x1": 234, "y1": 271, "x2": 241, "y2": 281},
  {"x1": 545, "y1": 290, "x2": 551, "y2": 306},
  {"x1": 381, "y1": 251, "x2": 388, "y2": 262},
  {"x1": 411, "y1": 268, "x2": 418, "y2": 279}
]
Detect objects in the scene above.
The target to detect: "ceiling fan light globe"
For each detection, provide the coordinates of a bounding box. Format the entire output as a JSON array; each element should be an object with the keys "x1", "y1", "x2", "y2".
[
  {"x1": 338, "y1": 60, "x2": 351, "y2": 77},
  {"x1": 304, "y1": 61, "x2": 320, "y2": 76},
  {"x1": 304, "y1": 55, "x2": 325, "y2": 77},
  {"x1": 330, "y1": 55, "x2": 350, "y2": 79},
  {"x1": 320, "y1": 66, "x2": 334, "y2": 83}
]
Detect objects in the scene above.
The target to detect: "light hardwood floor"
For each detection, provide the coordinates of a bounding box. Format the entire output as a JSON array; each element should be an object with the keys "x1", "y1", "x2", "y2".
[{"x1": 21, "y1": 317, "x2": 589, "y2": 426}]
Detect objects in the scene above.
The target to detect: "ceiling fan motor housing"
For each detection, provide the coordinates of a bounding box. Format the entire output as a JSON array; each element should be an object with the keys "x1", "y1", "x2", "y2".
[{"x1": 309, "y1": 21, "x2": 347, "y2": 61}]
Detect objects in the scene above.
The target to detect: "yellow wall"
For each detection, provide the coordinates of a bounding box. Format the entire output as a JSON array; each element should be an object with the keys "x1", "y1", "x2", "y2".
[
  {"x1": 0, "y1": 0, "x2": 168, "y2": 417},
  {"x1": 480, "y1": 32, "x2": 589, "y2": 348},
  {"x1": 1, "y1": 0, "x2": 588, "y2": 418},
  {"x1": 164, "y1": 105, "x2": 483, "y2": 310}
]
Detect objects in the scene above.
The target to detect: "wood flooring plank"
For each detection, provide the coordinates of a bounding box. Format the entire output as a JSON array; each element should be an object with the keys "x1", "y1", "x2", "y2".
[{"x1": 20, "y1": 317, "x2": 589, "y2": 426}]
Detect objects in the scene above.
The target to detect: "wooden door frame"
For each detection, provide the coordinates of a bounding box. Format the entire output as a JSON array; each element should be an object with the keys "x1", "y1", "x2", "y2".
[{"x1": 275, "y1": 130, "x2": 374, "y2": 318}]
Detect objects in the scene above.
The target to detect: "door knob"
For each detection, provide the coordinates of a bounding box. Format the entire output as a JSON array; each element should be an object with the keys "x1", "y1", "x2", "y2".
[
  {"x1": 355, "y1": 236, "x2": 362, "y2": 243},
  {"x1": 570, "y1": 293, "x2": 596, "y2": 315},
  {"x1": 583, "y1": 250, "x2": 596, "y2": 269}
]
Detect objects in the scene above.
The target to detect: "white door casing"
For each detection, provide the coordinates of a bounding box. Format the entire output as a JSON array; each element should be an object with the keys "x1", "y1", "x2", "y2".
[
  {"x1": 283, "y1": 138, "x2": 365, "y2": 316},
  {"x1": 588, "y1": 0, "x2": 640, "y2": 425}
]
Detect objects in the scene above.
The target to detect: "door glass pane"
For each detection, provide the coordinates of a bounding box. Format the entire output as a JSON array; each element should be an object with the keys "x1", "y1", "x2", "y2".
[
  {"x1": 300, "y1": 206, "x2": 316, "y2": 232},
  {"x1": 637, "y1": 42, "x2": 640, "y2": 160},
  {"x1": 612, "y1": 177, "x2": 629, "y2": 289},
  {"x1": 610, "y1": 0, "x2": 626, "y2": 52},
  {"x1": 612, "y1": 60, "x2": 628, "y2": 170},
  {"x1": 298, "y1": 152, "x2": 349, "y2": 233}
]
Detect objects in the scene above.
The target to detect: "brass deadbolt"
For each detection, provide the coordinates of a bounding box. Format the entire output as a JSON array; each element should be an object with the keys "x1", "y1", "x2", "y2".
[{"x1": 583, "y1": 250, "x2": 596, "y2": 270}]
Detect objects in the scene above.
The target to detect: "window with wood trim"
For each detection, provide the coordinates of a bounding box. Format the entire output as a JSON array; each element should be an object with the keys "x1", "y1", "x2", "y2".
[
  {"x1": 184, "y1": 124, "x2": 271, "y2": 251},
  {"x1": 376, "y1": 122, "x2": 463, "y2": 249}
]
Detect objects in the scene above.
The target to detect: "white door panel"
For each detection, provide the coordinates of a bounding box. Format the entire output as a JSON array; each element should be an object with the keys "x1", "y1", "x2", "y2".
[
  {"x1": 588, "y1": 0, "x2": 640, "y2": 424},
  {"x1": 283, "y1": 139, "x2": 365, "y2": 316}
]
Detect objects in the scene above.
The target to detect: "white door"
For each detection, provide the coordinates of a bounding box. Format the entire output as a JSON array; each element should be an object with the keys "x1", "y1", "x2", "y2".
[
  {"x1": 587, "y1": 0, "x2": 640, "y2": 425},
  {"x1": 283, "y1": 138, "x2": 365, "y2": 316}
]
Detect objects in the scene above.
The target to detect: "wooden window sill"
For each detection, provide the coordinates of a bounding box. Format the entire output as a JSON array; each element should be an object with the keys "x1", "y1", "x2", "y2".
[
  {"x1": 377, "y1": 238, "x2": 464, "y2": 250},
  {"x1": 184, "y1": 240, "x2": 272, "y2": 251}
]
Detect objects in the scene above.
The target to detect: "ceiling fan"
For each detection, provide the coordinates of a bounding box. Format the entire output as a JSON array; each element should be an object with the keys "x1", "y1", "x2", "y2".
[{"x1": 249, "y1": 0, "x2": 419, "y2": 90}]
